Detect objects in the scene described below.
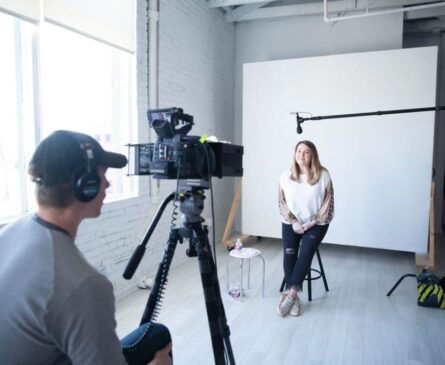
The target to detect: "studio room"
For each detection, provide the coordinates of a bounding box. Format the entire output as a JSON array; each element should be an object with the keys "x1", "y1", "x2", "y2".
[{"x1": 1, "y1": 1, "x2": 445, "y2": 365}]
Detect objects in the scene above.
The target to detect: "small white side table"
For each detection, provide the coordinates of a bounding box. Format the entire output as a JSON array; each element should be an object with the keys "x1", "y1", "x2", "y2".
[{"x1": 226, "y1": 247, "x2": 265, "y2": 297}]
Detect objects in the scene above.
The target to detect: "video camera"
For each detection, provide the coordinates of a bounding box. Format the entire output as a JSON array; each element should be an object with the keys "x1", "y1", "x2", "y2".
[{"x1": 128, "y1": 107, "x2": 243, "y2": 181}]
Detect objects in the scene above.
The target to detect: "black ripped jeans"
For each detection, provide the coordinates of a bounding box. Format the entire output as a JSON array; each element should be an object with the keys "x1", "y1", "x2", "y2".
[{"x1": 282, "y1": 223, "x2": 329, "y2": 291}]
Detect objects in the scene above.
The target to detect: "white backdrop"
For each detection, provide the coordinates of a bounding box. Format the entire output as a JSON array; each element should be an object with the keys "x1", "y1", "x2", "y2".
[{"x1": 242, "y1": 47, "x2": 437, "y2": 253}]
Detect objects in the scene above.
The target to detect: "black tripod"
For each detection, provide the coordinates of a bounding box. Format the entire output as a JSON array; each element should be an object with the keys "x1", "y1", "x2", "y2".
[{"x1": 123, "y1": 183, "x2": 235, "y2": 365}]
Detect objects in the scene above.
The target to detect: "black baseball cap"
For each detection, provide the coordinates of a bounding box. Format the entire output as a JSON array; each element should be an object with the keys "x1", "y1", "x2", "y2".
[{"x1": 29, "y1": 130, "x2": 128, "y2": 186}]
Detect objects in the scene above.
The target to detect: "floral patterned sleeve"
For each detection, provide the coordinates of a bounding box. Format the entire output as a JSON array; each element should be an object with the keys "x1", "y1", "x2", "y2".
[
  {"x1": 278, "y1": 184, "x2": 297, "y2": 224},
  {"x1": 314, "y1": 179, "x2": 334, "y2": 224}
]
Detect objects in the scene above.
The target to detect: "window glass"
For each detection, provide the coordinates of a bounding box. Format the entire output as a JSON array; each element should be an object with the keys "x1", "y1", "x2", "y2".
[
  {"x1": 39, "y1": 22, "x2": 135, "y2": 200},
  {"x1": 0, "y1": 17, "x2": 136, "y2": 221},
  {"x1": 0, "y1": 13, "x2": 35, "y2": 219}
]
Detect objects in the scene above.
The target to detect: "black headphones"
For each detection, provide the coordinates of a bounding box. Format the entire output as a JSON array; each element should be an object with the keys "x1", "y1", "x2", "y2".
[{"x1": 69, "y1": 134, "x2": 101, "y2": 203}]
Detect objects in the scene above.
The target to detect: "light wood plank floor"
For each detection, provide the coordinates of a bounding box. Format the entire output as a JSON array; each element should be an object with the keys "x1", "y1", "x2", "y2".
[{"x1": 116, "y1": 238, "x2": 445, "y2": 365}]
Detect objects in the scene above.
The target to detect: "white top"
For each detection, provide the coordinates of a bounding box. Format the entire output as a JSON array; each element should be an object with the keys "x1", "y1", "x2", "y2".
[{"x1": 279, "y1": 169, "x2": 332, "y2": 224}]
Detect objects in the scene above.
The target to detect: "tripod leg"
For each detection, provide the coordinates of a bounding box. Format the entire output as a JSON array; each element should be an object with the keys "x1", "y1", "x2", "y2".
[
  {"x1": 193, "y1": 224, "x2": 236, "y2": 365},
  {"x1": 140, "y1": 229, "x2": 180, "y2": 325}
]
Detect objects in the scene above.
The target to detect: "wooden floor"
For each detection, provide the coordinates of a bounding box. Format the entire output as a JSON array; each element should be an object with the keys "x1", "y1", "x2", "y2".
[{"x1": 116, "y1": 238, "x2": 445, "y2": 365}]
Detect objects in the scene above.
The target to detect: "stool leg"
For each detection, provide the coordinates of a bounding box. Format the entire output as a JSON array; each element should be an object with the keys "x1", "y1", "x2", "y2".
[
  {"x1": 316, "y1": 249, "x2": 329, "y2": 292},
  {"x1": 307, "y1": 267, "x2": 312, "y2": 301},
  {"x1": 247, "y1": 258, "x2": 251, "y2": 289},
  {"x1": 240, "y1": 259, "x2": 244, "y2": 296},
  {"x1": 226, "y1": 259, "x2": 229, "y2": 293},
  {"x1": 260, "y1": 255, "x2": 265, "y2": 297}
]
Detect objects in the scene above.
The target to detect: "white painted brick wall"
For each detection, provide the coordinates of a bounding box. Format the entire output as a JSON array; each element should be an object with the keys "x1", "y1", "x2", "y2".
[
  {"x1": 157, "y1": 0, "x2": 236, "y2": 249},
  {"x1": 76, "y1": 0, "x2": 236, "y2": 299}
]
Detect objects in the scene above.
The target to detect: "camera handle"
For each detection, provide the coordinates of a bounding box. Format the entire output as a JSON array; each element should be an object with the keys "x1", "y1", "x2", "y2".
[{"x1": 124, "y1": 189, "x2": 236, "y2": 365}]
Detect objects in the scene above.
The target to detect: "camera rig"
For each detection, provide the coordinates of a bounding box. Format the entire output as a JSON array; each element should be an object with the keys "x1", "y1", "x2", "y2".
[
  {"x1": 124, "y1": 108, "x2": 242, "y2": 364},
  {"x1": 128, "y1": 107, "x2": 243, "y2": 180}
]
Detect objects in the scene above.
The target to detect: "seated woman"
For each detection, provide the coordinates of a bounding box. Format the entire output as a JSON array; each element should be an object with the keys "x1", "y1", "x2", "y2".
[{"x1": 277, "y1": 140, "x2": 334, "y2": 317}]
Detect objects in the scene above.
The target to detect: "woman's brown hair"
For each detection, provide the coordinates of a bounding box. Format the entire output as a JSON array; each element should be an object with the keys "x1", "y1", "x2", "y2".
[{"x1": 290, "y1": 140, "x2": 324, "y2": 185}]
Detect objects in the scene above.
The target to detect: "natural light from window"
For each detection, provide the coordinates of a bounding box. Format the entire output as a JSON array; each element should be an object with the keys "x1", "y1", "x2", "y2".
[
  {"x1": 0, "y1": 15, "x2": 137, "y2": 221},
  {"x1": 39, "y1": 22, "x2": 136, "y2": 200}
]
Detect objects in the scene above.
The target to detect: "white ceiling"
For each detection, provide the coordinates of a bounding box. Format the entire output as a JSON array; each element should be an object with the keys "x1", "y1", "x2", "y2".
[{"x1": 207, "y1": 0, "x2": 445, "y2": 23}]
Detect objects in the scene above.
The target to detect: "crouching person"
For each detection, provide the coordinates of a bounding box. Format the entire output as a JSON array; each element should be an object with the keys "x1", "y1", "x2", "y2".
[{"x1": 0, "y1": 130, "x2": 172, "y2": 365}]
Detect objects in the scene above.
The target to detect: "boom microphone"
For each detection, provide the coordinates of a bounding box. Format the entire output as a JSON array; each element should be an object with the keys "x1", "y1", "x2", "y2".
[
  {"x1": 296, "y1": 114, "x2": 303, "y2": 134},
  {"x1": 292, "y1": 106, "x2": 445, "y2": 135}
]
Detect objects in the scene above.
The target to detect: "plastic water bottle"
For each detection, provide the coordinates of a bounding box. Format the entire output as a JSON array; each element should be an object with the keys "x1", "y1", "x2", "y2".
[
  {"x1": 229, "y1": 284, "x2": 241, "y2": 299},
  {"x1": 235, "y1": 238, "x2": 243, "y2": 250}
]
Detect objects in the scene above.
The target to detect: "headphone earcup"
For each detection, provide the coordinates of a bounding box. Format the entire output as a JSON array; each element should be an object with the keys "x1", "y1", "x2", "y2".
[{"x1": 74, "y1": 170, "x2": 101, "y2": 203}]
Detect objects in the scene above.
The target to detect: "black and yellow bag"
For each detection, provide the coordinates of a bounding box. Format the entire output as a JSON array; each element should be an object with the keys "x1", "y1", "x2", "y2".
[{"x1": 416, "y1": 270, "x2": 445, "y2": 309}]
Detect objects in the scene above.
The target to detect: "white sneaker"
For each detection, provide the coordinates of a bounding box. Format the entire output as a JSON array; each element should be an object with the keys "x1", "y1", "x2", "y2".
[
  {"x1": 289, "y1": 296, "x2": 302, "y2": 316},
  {"x1": 277, "y1": 293, "x2": 295, "y2": 317}
]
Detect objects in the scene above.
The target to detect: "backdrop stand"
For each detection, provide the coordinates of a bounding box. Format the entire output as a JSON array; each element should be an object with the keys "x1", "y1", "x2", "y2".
[
  {"x1": 415, "y1": 180, "x2": 436, "y2": 270},
  {"x1": 222, "y1": 178, "x2": 252, "y2": 248}
]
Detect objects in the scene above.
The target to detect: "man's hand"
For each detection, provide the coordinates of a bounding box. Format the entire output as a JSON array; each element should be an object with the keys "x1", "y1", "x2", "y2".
[
  {"x1": 292, "y1": 221, "x2": 304, "y2": 234},
  {"x1": 148, "y1": 342, "x2": 172, "y2": 365},
  {"x1": 302, "y1": 221, "x2": 316, "y2": 232}
]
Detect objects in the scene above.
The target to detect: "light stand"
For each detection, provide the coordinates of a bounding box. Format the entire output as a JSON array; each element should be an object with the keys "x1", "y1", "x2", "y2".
[{"x1": 386, "y1": 274, "x2": 416, "y2": 296}]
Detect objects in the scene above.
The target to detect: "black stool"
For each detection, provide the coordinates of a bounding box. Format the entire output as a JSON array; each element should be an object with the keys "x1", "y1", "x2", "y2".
[{"x1": 279, "y1": 248, "x2": 329, "y2": 301}]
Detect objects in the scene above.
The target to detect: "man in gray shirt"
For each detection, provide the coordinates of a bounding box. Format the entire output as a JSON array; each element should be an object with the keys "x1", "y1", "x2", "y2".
[{"x1": 0, "y1": 130, "x2": 172, "y2": 364}]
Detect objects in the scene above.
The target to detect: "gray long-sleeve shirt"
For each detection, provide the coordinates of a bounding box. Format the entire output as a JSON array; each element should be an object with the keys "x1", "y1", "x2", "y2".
[{"x1": 0, "y1": 214, "x2": 126, "y2": 365}]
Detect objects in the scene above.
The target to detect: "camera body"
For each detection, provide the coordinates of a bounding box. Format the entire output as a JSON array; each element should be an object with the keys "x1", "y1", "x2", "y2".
[{"x1": 129, "y1": 108, "x2": 243, "y2": 180}]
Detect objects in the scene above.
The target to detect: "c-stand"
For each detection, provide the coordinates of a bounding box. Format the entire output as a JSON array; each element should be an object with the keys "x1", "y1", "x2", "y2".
[{"x1": 123, "y1": 181, "x2": 236, "y2": 365}]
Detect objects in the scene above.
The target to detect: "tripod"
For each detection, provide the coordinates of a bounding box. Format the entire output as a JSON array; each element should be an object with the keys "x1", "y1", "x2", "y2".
[{"x1": 123, "y1": 183, "x2": 236, "y2": 365}]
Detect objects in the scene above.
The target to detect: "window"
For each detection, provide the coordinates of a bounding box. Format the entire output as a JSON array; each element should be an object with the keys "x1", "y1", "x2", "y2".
[
  {"x1": 39, "y1": 22, "x2": 136, "y2": 198},
  {"x1": 0, "y1": 13, "x2": 35, "y2": 219},
  {"x1": 0, "y1": 13, "x2": 136, "y2": 221}
]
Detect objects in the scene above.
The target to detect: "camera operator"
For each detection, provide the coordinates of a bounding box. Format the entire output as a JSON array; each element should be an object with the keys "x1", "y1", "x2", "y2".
[{"x1": 0, "y1": 130, "x2": 172, "y2": 365}]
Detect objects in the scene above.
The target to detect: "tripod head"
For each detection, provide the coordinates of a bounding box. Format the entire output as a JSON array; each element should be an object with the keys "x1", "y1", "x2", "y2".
[{"x1": 177, "y1": 180, "x2": 208, "y2": 224}]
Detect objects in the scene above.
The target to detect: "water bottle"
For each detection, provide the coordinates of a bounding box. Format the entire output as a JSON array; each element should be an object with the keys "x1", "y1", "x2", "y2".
[
  {"x1": 229, "y1": 284, "x2": 241, "y2": 299},
  {"x1": 235, "y1": 238, "x2": 243, "y2": 250}
]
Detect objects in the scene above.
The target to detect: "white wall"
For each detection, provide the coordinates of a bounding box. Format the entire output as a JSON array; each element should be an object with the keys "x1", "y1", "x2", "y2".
[
  {"x1": 234, "y1": 13, "x2": 404, "y2": 142},
  {"x1": 233, "y1": 13, "x2": 404, "y2": 231},
  {"x1": 76, "y1": 0, "x2": 235, "y2": 299},
  {"x1": 156, "y1": 0, "x2": 236, "y2": 263}
]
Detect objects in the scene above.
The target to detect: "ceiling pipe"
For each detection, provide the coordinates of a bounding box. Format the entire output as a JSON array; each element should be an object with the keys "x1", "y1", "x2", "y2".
[{"x1": 323, "y1": 0, "x2": 445, "y2": 23}]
